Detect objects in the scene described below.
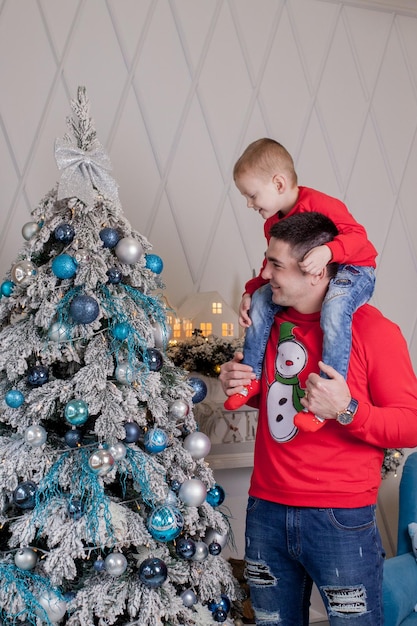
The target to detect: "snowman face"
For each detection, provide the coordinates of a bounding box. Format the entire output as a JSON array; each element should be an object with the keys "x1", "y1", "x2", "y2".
[{"x1": 276, "y1": 340, "x2": 307, "y2": 378}]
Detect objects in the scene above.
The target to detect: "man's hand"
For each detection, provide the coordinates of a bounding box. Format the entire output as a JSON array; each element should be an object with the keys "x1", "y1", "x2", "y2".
[
  {"x1": 299, "y1": 245, "x2": 332, "y2": 276},
  {"x1": 219, "y1": 352, "x2": 255, "y2": 396},
  {"x1": 239, "y1": 293, "x2": 252, "y2": 327},
  {"x1": 300, "y1": 361, "x2": 352, "y2": 420}
]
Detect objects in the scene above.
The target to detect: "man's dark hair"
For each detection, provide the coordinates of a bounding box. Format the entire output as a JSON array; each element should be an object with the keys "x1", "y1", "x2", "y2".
[{"x1": 269, "y1": 212, "x2": 339, "y2": 278}]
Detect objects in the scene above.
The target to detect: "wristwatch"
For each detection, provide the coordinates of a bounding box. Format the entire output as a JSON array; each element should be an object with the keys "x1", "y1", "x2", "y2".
[{"x1": 336, "y1": 398, "x2": 358, "y2": 425}]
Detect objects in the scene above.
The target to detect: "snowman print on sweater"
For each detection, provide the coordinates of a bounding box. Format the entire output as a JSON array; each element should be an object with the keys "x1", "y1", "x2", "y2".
[{"x1": 267, "y1": 322, "x2": 307, "y2": 442}]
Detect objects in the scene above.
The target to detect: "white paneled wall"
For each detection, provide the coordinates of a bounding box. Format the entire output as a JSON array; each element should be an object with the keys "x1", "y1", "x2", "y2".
[{"x1": 1, "y1": 1, "x2": 417, "y2": 618}]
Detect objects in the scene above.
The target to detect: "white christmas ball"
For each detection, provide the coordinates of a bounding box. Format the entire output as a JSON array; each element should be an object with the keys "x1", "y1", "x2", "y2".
[
  {"x1": 168, "y1": 399, "x2": 190, "y2": 420},
  {"x1": 115, "y1": 236, "x2": 143, "y2": 264},
  {"x1": 11, "y1": 260, "x2": 38, "y2": 286},
  {"x1": 14, "y1": 547, "x2": 38, "y2": 570},
  {"x1": 88, "y1": 449, "x2": 115, "y2": 476},
  {"x1": 105, "y1": 552, "x2": 127, "y2": 576},
  {"x1": 181, "y1": 589, "x2": 197, "y2": 607},
  {"x1": 183, "y1": 432, "x2": 211, "y2": 459},
  {"x1": 107, "y1": 441, "x2": 127, "y2": 461},
  {"x1": 191, "y1": 541, "x2": 209, "y2": 562},
  {"x1": 178, "y1": 478, "x2": 207, "y2": 507},
  {"x1": 203, "y1": 527, "x2": 228, "y2": 549},
  {"x1": 49, "y1": 322, "x2": 71, "y2": 342},
  {"x1": 22, "y1": 221, "x2": 40, "y2": 240},
  {"x1": 115, "y1": 362, "x2": 135, "y2": 384},
  {"x1": 24, "y1": 424, "x2": 47, "y2": 448},
  {"x1": 37, "y1": 590, "x2": 67, "y2": 622}
]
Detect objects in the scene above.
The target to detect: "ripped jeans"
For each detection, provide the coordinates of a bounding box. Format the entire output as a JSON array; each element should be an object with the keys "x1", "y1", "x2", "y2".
[{"x1": 245, "y1": 497, "x2": 385, "y2": 625}]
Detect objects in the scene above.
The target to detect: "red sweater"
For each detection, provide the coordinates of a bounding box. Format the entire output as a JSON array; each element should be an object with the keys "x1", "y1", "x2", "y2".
[
  {"x1": 249, "y1": 305, "x2": 417, "y2": 508},
  {"x1": 245, "y1": 186, "x2": 378, "y2": 295}
]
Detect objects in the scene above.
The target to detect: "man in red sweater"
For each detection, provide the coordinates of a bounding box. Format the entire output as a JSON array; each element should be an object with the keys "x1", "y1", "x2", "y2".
[{"x1": 220, "y1": 212, "x2": 417, "y2": 626}]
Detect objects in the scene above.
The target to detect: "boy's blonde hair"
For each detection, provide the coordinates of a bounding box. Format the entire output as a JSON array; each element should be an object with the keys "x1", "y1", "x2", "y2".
[{"x1": 233, "y1": 138, "x2": 298, "y2": 186}]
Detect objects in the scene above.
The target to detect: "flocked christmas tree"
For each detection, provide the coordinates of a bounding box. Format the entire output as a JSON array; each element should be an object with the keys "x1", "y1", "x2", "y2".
[{"x1": 0, "y1": 87, "x2": 240, "y2": 626}]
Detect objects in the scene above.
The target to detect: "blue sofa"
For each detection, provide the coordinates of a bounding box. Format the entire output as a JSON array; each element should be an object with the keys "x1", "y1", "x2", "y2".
[{"x1": 383, "y1": 451, "x2": 417, "y2": 625}]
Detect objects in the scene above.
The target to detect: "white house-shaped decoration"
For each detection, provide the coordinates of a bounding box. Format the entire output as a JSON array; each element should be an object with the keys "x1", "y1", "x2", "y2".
[{"x1": 175, "y1": 291, "x2": 239, "y2": 339}]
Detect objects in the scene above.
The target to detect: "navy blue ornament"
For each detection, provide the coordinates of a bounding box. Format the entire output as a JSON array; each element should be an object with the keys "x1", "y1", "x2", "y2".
[
  {"x1": 170, "y1": 479, "x2": 182, "y2": 494},
  {"x1": 67, "y1": 498, "x2": 84, "y2": 520},
  {"x1": 144, "y1": 428, "x2": 169, "y2": 453},
  {"x1": 175, "y1": 537, "x2": 196, "y2": 559},
  {"x1": 93, "y1": 558, "x2": 106, "y2": 572},
  {"x1": 188, "y1": 376, "x2": 208, "y2": 404},
  {"x1": 52, "y1": 254, "x2": 77, "y2": 279},
  {"x1": 64, "y1": 428, "x2": 83, "y2": 448},
  {"x1": 100, "y1": 227, "x2": 121, "y2": 248},
  {"x1": 123, "y1": 422, "x2": 143, "y2": 443},
  {"x1": 54, "y1": 223, "x2": 75, "y2": 244},
  {"x1": 213, "y1": 608, "x2": 228, "y2": 622},
  {"x1": 106, "y1": 267, "x2": 123, "y2": 284},
  {"x1": 219, "y1": 595, "x2": 231, "y2": 613},
  {"x1": 5, "y1": 389, "x2": 25, "y2": 408},
  {"x1": 70, "y1": 294, "x2": 100, "y2": 324},
  {"x1": 206, "y1": 483, "x2": 226, "y2": 507},
  {"x1": 208, "y1": 541, "x2": 222, "y2": 556},
  {"x1": 146, "y1": 348, "x2": 163, "y2": 372},
  {"x1": 148, "y1": 504, "x2": 184, "y2": 542},
  {"x1": 27, "y1": 365, "x2": 49, "y2": 387},
  {"x1": 138, "y1": 557, "x2": 168, "y2": 588},
  {"x1": 145, "y1": 253, "x2": 163, "y2": 274},
  {"x1": 13, "y1": 480, "x2": 37, "y2": 509},
  {"x1": 1, "y1": 280, "x2": 15, "y2": 297}
]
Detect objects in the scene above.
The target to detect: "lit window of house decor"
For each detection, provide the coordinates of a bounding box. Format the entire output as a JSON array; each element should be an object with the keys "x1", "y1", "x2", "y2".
[
  {"x1": 212, "y1": 302, "x2": 222, "y2": 314},
  {"x1": 200, "y1": 322, "x2": 212, "y2": 337},
  {"x1": 175, "y1": 291, "x2": 240, "y2": 341},
  {"x1": 222, "y1": 323, "x2": 234, "y2": 337}
]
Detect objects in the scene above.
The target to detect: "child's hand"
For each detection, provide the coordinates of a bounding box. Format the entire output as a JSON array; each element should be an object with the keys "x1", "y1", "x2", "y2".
[
  {"x1": 239, "y1": 294, "x2": 252, "y2": 327},
  {"x1": 299, "y1": 245, "x2": 332, "y2": 275}
]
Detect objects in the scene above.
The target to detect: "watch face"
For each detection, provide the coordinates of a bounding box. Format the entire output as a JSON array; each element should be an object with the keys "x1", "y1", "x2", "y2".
[{"x1": 337, "y1": 411, "x2": 353, "y2": 425}]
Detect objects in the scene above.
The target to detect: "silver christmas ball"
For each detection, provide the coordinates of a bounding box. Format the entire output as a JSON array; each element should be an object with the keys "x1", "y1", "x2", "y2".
[
  {"x1": 24, "y1": 424, "x2": 47, "y2": 448},
  {"x1": 168, "y1": 399, "x2": 190, "y2": 420},
  {"x1": 115, "y1": 362, "x2": 135, "y2": 384},
  {"x1": 88, "y1": 449, "x2": 115, "y2": 476},
  {"x1": 183, "y1": 432, "x2": 211, "y2": 459},
  {"x1": 191, "y1": 541, "x2": 209, "y2": 562},
  {"x1": 73, "y1": 248, "x2": 91, "y2": 264},
  {"x1": 105, "y1": 552, "x2": 127, "y2": 576},
  {"x1": 37, "y1": 590, "x2": 67, "y2": 622},
  {"x1": 49, "y1": 322, "x2": 71, "y2": 342},
  {"x1": 181, "y1": 589, "x2": 197, "y2": 607},
  {"x1": 11, "y1": 260, "x2": 38, "y2": 286},
  {"x1": 178, "y1": 478, "x2": 207, "y2": 507},
  {"x1": 14, "y1": 547, "x2": 38, "y2": 570},
  {"x1": 152, "y1": 322, "x2": 172, "y2": 350},
  {"x1": 165, "y1": 490, "x2": 178, "y2": 506},
  {"x1": 203, "y1": 527, "x2": 228, "y2": 549},
  {"x1": 22, "y1": 221, "x2": 40, "y2": 240},
  {"x1": 115, "y1": 236, "x2": 144, "y2": 264},
  {"x1": 107, "y1": 441, "x2": 127, "y2": 461}
]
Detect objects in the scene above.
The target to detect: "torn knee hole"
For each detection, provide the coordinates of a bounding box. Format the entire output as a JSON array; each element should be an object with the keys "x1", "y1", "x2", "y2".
[
  {"x1": 245, "y1": 558, "x2": 277, "y2": 587},
  {"x1": 322, "y1": 585, "x2": 367, "y2": 614}
]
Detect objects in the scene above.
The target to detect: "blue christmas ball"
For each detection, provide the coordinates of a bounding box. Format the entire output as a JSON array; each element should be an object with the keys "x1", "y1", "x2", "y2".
[
  {"x1": 208, "y1": 541, "x2": 222, "y2": 556},
  {"x1": 100, "y1": 227, "x2": 121, "y2": 248},
  {"x1": 27, "y1": 365, "x2": 49, "y2": 387},
  {"x1": 51, "y1": 254, "x2": 77, "y2": 279},
  {"x1": 1, "y1": 280, "x2": 15, "y2": 297},
  {"x1": 13, "y1": 480, "x2": 37, "y2": 509},
  {"x1": 213, "y1": 608, "x2": 228, "y2": 622},
  {"x1": 93, "y1": 558, "x2": 106, "y2": 572},
  {"x1": 106, "y1": 267, "x2": 123, "y2": 284},
  {"x1": 65, "y1": 399, "x2": 89, "y2": 426},
  {"x1": 148, "y1": 504, "x2": 184, "y2": 542},
  {"x1": 111, "y1": 322, "x2": 131, "y2": 341},
  {"x1": 144, "y1": 428, "x2": 169, "y2": 453},
  {"x1": 54, "y1": 223, "x2": 75, "y2": 244},
  {"x1": 64, "y1": 428, "x2": 83, "y2": 448},
  {"x1": 175, "y1": 537, "x2": 196, "y2": 559},
  {"x1": 5, "y1": 389, "x2": 25, "y2": 408},
  {"x1": 67, "y1": 498, "x2": 84, "y2": 520},
  {"x1": 188, "y1": 376, "x2": 208, "y2": 404},
  {"x1": 146, "y1": 348, "x2": 163, "y2": 372},
  {"x1": 206, "y1": 484, "x2": 226, "y2": 507},
  {"x1": 145, "y1": 253, "x2": 164, "y2": 274},
  {"x1": 138, "y1": 557, "x2": 168, "y2": 588},
  {"x1": 219, "y1": 594, "x2": 231, "y2": 613},
  {"x1": 70, "y1": 295, "x2": 100, "y2": 324},
  {"x1": 123, "y1": 422, "x2": 143, "y2": 443},
  {"x1": 170, "y1": 479, "x2": 182, "y2": 494}
]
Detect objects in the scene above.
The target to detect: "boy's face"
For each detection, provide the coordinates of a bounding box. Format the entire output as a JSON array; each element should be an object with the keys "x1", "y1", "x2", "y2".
[{"x1": 235, "y1": 171, "x2": 284, "y2": 220}]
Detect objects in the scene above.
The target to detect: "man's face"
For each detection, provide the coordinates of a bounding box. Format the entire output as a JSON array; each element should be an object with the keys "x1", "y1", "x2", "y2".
[
  {"x1": 235, "y1": 171, "x2": 282, "y2": 220},
  {"x1": 261, "y1": 238, "x2": 319, "y2": 313}
]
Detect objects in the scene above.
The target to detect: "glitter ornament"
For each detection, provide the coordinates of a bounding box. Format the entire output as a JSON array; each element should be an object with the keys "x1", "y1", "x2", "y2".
[
  {"x1": 5, "y1": 389, "x2": 24, "y2": 408},
  {"x1": 51, "y1": 254, "x2": 77, "y2": 279},
  {"x1": 36, "y1": 590, "x2": 67, "y2": 622},
  {"x1": 175, "y1": 537, "x2": 196, "y2": 560},
  {"x1": 191, "y1": 541, "x2": 209, "y2": 562},
  {"x1": 105, "y1": 552, "x2": 127, "y2": 576},
  {"x1": 13, "y1": 480, "x2": 37, "y2": 509},
  {"x1": 111, "y1": 322, "x2": 131, "y2": 341},
  {"x1": 1, "y1": 280, "x2": 15, "y2": 296},
  {"x1": 65, "y1": 399, "x2": 89, "y2": 426},
  {"x1": 88, "y1": 448, "x2": 115, "y2": 476},
  {"x1": 100, "y1": 227, "x2": 121, "y2": 248},
  {"x1": 138, "y1": 557, "x2": 168, "y2": 588},
  {"x1": 106, "y1": 267, "x2": 123, "y2": 284},
  {"x1": 181, "y1": 589, "x2": 197, "y2": 607},
  {"x1": 147, "y1": 504, "x2": 184, "y2": 542},
  {"x1": 123, "y1": 422, "x2": 143, "y2": 443},
  {"x1": 144, "y1": 428, "x2": 169, "y2": 453},
  {"x1": 11, "y1": 260, "x2": 38, "y2": 286},
  {"x1": 70, "y1": 294, "x2": 99, "y2": 324},
  {"x1": 115, "y1": 236, "x2": 143, "y2": 264},
  {"x1": 67, "y1": 498, "x2": 85, "y2": 520},
  {"x1": 27, "y1": 365, "x2": 49, "y2": 387},
  {"x1": 107, "y1": 441, "x2": 127, "y2": 461},
  {"x1": 206, "y1": 484, "x2": 226, "y2": 507},
  {"x1": 146, "y1": 348, "x2": 163, "y2": 372},
  {"x1": 168, "y1": 399, "x2": 189, "y2": 420},
  {"x1": 24, "y1": 424, "x2": 47, "y2": 447},
  {"x1": 115, "y1": 362, "x2": 135, "y2": 384},
  {"x1": 54, "y1": 222, "x2": 75, "y2": 244},
  {"x1": 22, "y1": 221, "x2": 41, "y2": 240},
  {"x1": 14, "y1": 547, "x2": 38, "y2": 570},
  {"x1": 178, "y1": 478, "x2": 207, "y2": 507},
  {"x1": 145, "y1": 253, "x2": 163, "y2": 274},
  {"x1": 64, "y1": 428, "x2": 83, "y2": 448},
  {"x1": 183, "y1": 431, "x2": 211, "y2": 459},
  {"x1": 49, "y1": 321, "x2": 71, "y2": 342},
  {"x1": 188, "y1": 376, "x2": 208, "y2": 403}
]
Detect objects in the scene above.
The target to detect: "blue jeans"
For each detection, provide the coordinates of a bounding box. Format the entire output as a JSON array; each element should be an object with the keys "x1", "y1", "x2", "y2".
[
  {"x1": 242, "y1": 266, "x2": 375, "y2": 380},
  {"x1": 245, "y1": 497, "x2": 385, "y2": 625}
]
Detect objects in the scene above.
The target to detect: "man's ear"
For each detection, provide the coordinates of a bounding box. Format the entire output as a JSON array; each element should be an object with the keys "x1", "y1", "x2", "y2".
[
  {"x1": 272, "y1": 173, "x2": 286, "y2": 193},
  {"x1": 310, "y1": 267, "x2": 328, "y2": 285}
]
